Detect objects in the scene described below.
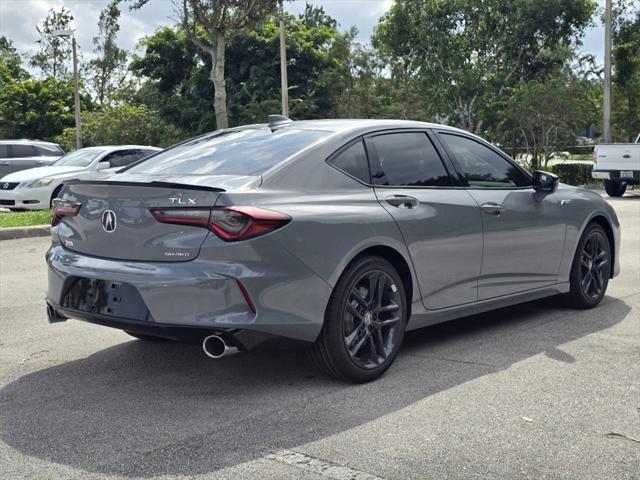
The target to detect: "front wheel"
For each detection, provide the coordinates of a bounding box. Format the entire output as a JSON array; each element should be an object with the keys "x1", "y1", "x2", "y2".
[
  {"x1": 604, "y1": 179, "x2": 626, "y2": 197},
  {"x1": 311, "y1": 256, "x2": 408, "y2": 383},
  {"x1": 565, "y1": 223, "x2": 611, "y2": 309}
]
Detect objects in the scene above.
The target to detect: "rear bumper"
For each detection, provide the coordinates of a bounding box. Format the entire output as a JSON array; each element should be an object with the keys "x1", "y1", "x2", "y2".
[
  {"x1": 46, "y1": 241, "x2": 332, "y2": 343},
  {"x1": 592, "y1": 170, "x2": 640, "y2": 183}
]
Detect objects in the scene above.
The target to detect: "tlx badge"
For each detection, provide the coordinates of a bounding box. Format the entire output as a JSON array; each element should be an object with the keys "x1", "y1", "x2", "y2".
[{"x1": 169, "y1": 197, "x2": 197, "y2": 205}]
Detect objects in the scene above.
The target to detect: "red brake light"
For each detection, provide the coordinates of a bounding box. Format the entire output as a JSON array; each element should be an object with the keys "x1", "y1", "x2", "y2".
[
  {"x1": 51, "y1": 199, "x2": 81, "y2": 226},
  {"x1": 149, "y1": 206, "x2": 290, "y2": 241}
]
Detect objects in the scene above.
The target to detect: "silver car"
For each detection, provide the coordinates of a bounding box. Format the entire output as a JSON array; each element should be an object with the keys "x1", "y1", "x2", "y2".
[{"x1": 46, "y1": 118, "x2": 620, "y2": 382}]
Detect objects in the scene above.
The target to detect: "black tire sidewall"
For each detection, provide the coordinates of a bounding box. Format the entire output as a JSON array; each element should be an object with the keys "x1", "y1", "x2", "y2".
[
  {"x1": 322, "y1": 256, "x2": 408, "y2": 383},
  {"x1": 604, "y1": 180, "x2": 626, "y2": 197}
]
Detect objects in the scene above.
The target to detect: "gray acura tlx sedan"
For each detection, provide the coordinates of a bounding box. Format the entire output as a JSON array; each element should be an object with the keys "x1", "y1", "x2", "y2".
[{"x1": 46, "y1": 117, "x2": 620, "y2": 382}]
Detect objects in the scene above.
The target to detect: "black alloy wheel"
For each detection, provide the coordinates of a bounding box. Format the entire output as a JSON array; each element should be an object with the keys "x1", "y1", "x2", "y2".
[
  {"x1": 311, "y1": 256, "x2": 407, "y2": 383},
  {"x1": 567, "y1": 223, "x2": 611, "y2": 308}
]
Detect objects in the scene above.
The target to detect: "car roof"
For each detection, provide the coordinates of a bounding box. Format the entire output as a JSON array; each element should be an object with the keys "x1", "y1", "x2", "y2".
[
  {"x1": 75, "y1": 145, "x2": 162, "y2": 152},
  {"x1": 0, "y1": 139, "x2": 61, "y2": 147}
]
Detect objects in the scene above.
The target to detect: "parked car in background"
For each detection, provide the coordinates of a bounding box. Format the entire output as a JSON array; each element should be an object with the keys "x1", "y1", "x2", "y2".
[
  {"x1": 0, "y1": 145, "x2": 161, "y2": 211},
  {"x1": 46, "y1": 118, "x2": 620, "y2": 383},
  {"x1": 592, "y1": 132, "x2": 640, "y2": 197},
  {"x1": 0, "y1": 140, "x2": 64, "y2": 177}
]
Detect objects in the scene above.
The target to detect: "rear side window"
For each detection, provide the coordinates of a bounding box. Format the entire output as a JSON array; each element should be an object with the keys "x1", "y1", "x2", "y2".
[
  {"x1": 328, "y1": 140, "x2": 370, "y2": 184},
  {"x1": 10, "y1": 144, "x2": 36, "y2": 158},
  {"x1": 440, "y1": 133, "x2": 530, "y2": 188},
  {"x1": 34, "y1": 145, "x2": 63, "y2": 156},
  {"x1": 370, "y1": 132, "x2": 452, "y2": 187},
  {"x1": 127, "y1": 128, "x2": 330, "y2": 176}
]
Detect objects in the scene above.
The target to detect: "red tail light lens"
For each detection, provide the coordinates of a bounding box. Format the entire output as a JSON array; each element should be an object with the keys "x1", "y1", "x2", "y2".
[
  {"x1": 51, "y1": 199, "x2": 81, "y2": 226},
  {"x1": 149, "y1": 206, "x2": 290, "y2": 241}
]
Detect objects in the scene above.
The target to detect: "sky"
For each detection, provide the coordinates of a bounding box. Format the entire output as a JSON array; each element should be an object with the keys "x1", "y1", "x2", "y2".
[{"x1": 0, "y1": 0, "x2": 606, "y2": 67}]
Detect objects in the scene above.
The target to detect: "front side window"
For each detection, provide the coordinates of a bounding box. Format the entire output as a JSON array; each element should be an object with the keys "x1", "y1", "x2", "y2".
[
  {"x1": 370, "y1": 132, "x2": 452, "y2": 187},
  {"x1": 328, "y1": 140, "x2": 371, "y2": 184},
  {"x1": 126, "y1": 128, "x2": 330, "y2": 176},
  {"x1": 440, "y1": 133, "x2": 530, "y2": 188},
  {"x1": 103, "y1": 150, "x2": 139, "y2": 168}
]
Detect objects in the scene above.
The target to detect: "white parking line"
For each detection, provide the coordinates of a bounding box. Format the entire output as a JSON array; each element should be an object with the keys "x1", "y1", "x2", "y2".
[{"x1": 267, "y1": 449, "x2": 386, "y2": 480}]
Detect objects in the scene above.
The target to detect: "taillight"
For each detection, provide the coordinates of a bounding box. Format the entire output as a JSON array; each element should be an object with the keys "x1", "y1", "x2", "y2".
[
  {"x1": 51, "y1": 199, "x2": 81, "y2": 226},
  {"x1": 149, "y1": 206, "x2": 290, "y2": 241}
]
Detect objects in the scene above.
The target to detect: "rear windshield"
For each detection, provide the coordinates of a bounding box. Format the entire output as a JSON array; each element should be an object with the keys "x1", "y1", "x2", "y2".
[{"x1": 126, "y1": 127, "x2": 330, "y2": 176}]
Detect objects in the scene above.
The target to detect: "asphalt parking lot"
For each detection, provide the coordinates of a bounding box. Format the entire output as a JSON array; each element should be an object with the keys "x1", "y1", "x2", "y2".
[{"x1": 0, "y1": 193, "x2": 638, "y2": 480}]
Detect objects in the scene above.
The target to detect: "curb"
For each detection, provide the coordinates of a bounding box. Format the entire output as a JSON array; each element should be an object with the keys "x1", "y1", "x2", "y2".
[{"x1": 0, "y1": 225, "x2": 50, "y2": 241}]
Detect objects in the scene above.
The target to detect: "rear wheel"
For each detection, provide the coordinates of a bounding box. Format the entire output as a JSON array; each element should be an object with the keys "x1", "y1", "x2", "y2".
[
  {"x1": 604, "y1": 179, "x2": 626, "y2": 197},
  {"x1": 125, "y1": 331, "x2": 174, "y2": 342},
  {"x1": 565, "y1": 223, "x2": 611, "y2": 309},
  {"x1": 311, "y1": 256, "x2": 407, "y2": 383}
]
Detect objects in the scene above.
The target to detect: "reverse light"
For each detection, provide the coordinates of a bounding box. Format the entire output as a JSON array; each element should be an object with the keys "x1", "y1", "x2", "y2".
[
  {"x1": 51, "y1": 199, "x2": 81, "y2": 226},
  {"x1": 149, "y1": 206, "x2": 290, "y2": 241}
]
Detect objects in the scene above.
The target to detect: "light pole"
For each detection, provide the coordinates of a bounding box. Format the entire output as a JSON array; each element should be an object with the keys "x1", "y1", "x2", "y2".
[
  {"x1": 278, "y1": 0, "x2": 289, "y2": 117},
  {"x1": 51, "y1": 29, "x2": 82, "y2": 149},
  {"x1": 603, "y1": 0, "x2": 612, "y2": 143}
]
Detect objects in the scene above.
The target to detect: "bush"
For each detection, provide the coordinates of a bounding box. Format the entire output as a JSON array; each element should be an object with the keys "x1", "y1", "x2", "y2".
[
  {"x1": 561, "y1": 145, "x2": 594, "y2": 156},
  {"x1": 551, "y1": 163, "x2": 595, "y2": 186}
]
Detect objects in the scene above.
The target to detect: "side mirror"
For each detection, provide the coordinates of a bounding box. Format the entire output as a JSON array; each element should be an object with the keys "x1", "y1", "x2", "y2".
[
  {"x1": 97, "y1": 161, "x2": 110, "y2": 171},
  {"x1": 532, "y1": 170, "x2": 559, "y2": 193}
]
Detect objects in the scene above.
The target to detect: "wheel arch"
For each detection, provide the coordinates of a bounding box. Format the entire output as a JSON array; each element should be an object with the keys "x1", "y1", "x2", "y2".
[{"x1": 342, "y1": 245, "x2": 415, "y2": 319}]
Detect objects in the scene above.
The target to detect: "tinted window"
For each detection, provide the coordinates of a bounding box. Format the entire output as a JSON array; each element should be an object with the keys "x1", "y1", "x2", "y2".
[
  {"x1": 441, "y1": 134, "x2": 530, "y2": 188},
  {"x1": 10, "y1": 144, "x2": 36, "y2": 158},
  {"x1": 103, "y1": 150, "x2": 139, "y2": 168},
  {"x1": 0, "y1": 145, "x2": 7, "y2": 158},
  {"x1": 127, "y1": 128, "x2": 330, "y2": 176},
  {"x1": 370, "y1": 132, "x2": 451, "y2": 187},
  {"x1": 329, "y1": 140, "x2": 370, "y2": 183},
  {"x1": 139, "y1": 149, "x2": 159, "y2": 159}
]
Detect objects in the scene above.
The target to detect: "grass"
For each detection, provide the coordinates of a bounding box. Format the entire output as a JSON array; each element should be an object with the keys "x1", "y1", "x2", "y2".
[{"x1": 0, "y1": 209, "x2": 51, "y2": 228}]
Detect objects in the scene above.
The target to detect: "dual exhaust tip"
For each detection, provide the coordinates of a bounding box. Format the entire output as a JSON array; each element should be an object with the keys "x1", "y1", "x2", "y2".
[{"x1": 202, "y1": 334, "x2": 232, "y2": 359}]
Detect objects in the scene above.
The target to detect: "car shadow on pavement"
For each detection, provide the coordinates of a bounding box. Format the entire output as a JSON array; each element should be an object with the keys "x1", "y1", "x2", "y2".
[{"x1": 0, "y1": 296, "x2": 630, "y2": 477}]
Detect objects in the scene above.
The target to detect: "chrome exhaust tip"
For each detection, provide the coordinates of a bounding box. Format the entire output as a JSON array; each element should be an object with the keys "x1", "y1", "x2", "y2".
[{"x1": 202, "y1": 335, "x2": 229, "y2": 359}]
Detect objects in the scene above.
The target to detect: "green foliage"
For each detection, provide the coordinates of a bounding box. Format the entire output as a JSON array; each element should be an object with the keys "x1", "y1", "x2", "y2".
[
  {"x1": 30, "y1": 7, "x2": 74, "y2": 79},
  {"x1": 55, "y1": 104, "x2": 183, "y2": 151},
  {"x1": 551, "y1": 163, "x2": 595, "y2": 186},
  {"x1": 0, "y1": 210, "x2": 51, "y2": 228},
  {"x1": 612, "y1": 11, "x2": 640, "y2": 142},
  {"x1": 88, "y1": 1, "x2": 129, "y2": 105}
]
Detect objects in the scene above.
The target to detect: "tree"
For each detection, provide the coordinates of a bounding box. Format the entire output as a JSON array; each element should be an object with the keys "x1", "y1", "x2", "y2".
[
  {"x1": 30, "y1": 7, "x2": 75, "y2": 79},
  {"x1": 0, "y1": 36, "x2": 28, "y2": 82},
  {"x1": 128, "y1": 0, "x2": 277, "y2": 129},
  {"x1": 55, "y1": 105, "x2": 183, "y2": 151},
  {"x1": 612, "y1": 11, "x2": 640, "y2": 142},
  {"x1": 88, "y1": 1, "x2": 129, "y2": 105},
  {"x1": 373, "y1": 0, "x2": 597, "y2": 133}
]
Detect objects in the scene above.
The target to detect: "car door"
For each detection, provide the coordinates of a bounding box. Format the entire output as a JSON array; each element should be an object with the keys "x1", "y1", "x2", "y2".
[
  {"x1": 437, "y1": 131, "x2": 566, "y2": 300},
  {"x1": 0, "y1": 144, "x2": 41, "y2": 176},
  {"x1": 366, "y1": 130, "x2": 483, "y2": 310}
]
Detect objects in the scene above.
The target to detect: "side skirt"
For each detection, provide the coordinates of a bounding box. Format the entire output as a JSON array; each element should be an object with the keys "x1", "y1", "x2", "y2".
[{"x1": 406, "y1": 282, "x2": 570, "y2": 331}]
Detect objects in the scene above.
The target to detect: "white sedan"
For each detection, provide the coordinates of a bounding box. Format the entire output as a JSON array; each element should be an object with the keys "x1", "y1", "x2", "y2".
[{"x1": 0, "y1": 145, "x2": 161, "y2": 210}]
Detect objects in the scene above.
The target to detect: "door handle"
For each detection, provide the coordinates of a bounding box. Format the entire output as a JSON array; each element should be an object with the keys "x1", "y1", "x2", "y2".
[
  {"x1": 481, "y1": 202, "x2": 504, "y2": 216},
  {"x1": 0, "y1": 162, "x2": 9, "y2": 166},
  {"x1": 35, "y1": 162, "x2": 45, "y2": 165},
  {"x1": 385, "y1": 195, "x2": 419, "y2": 209},
  {"x1": 623, "y1": 154, "x2": 631, "y2": 159}
]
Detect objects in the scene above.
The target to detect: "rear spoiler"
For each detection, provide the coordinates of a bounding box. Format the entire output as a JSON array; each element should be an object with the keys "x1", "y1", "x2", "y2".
[{"x1": 61, "y1": 179, "x2": 226, "y2": 193}]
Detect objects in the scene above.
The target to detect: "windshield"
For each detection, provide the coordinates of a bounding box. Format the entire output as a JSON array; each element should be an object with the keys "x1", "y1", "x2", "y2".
[
  {"x1": 53, "y1": 147, "x2": 108, "y2": 167},
  {"x1": 126, "y1": 128, "x2": 330, "y2": 176}
]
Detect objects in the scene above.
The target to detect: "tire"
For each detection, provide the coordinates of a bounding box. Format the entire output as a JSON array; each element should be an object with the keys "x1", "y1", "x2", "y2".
[
  {"x1": 565, "y1": 223, "x2": 612, "y2": 309},
  {"x1": 310, "y1": 256, "x2": 408, "y2": 383},
  {"x1": 604, "y1": 179, "x2": 626, "y2": 197},
  {"x1": 125, "y1": 331, "x2": 174, "y2": 342},
  {"x1": 50, "y1": 185, "x2": 63, "y2": 207}
]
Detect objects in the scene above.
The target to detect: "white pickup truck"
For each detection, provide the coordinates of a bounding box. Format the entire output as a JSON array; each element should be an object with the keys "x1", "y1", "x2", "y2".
[{"x1": 592, "y1": 133, "x2": 640, "y2": 197}]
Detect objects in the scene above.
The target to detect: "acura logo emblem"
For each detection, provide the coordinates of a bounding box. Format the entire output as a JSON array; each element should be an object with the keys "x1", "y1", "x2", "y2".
[
  {"x1": 2, "y1": 183, "x2": 8, "y2": 189},
  {"x1": 101, "y1": 209, "x2": 117, "y2": 233}
]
